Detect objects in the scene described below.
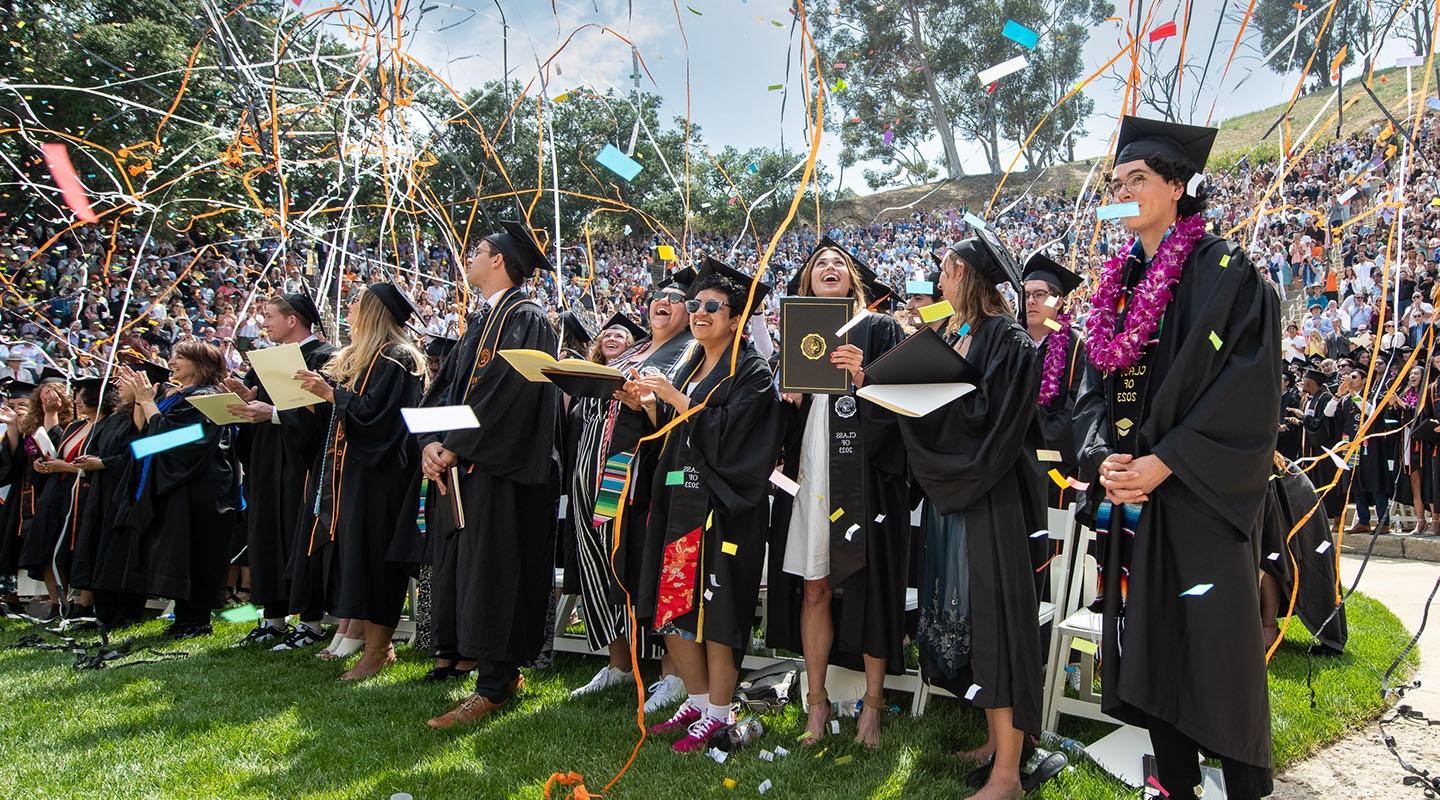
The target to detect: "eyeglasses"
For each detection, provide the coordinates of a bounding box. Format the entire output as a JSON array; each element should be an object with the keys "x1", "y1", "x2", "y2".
[
  {"x1": 1107, "y1": 171, "x2": 1152, "y2": 197},
  {"x1": 685, "y1": 299, "x2": 728, "y2": 314},
  {"x1": 1024, "y1": 289, "x2": 1053, "y2": 302},
  {"x1": 653, "y1": 290, "x2": 687, "y2": 304}
]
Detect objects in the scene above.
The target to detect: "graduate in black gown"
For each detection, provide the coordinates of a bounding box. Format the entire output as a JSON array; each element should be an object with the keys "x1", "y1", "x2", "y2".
[
  {"x1": 898, "y1": 233, "x2": 1045, "y2": 800},
  {"x1": 290, "y1": 282, "x2": 426, "y2": 681},
  {"x1": 765, "y1": 237, "x2": 911, "y2": 749},
  {"x1": 1276, "y1": 371, "x2": 1304, "y2": 462},
  {"x1": 114, "y1": 343, "x2": 243, "y2": 639},
  {"x1": 224, "y1": 293, "x2": 338, "y2": 651},
  {"x1": 633, "y1": 260, "x2": 784, "y2": 753},
  {"x1": 422, "y1": 221, "x2": 562, "y2": 730},
  {"x1": 1022, "y1": 252, "x2": 1087, "y2": 511},
  {"x1": 19, "y1": 373, "x2": 87, "y2": 609},
  {"x1": 1258, "y1": 455, "x2": 1347, "y2": 655},
  {"x1": 1073, "y1": 117, "x2": 1280, "y2": 799},
  {"x1": 68, "y1": 375, "x2": 143, "y2": 627},
  {"x1": 1300, "y1": 367, "x2": 1345, "y2": 519},
  {"x1": 0, "y1": 376, "x2": 71, "y2": 616},
  {"x1": 1350, "y1": 379, "x2": 1406, "y2": 535}
]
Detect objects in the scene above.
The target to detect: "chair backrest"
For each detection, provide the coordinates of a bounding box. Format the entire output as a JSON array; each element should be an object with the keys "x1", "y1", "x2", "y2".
[
  {"x1": 1062, "y1": 515, "x2": 1098, "y2": 616},
  {"x1": 1044, "y1": 504, "x2": 1078, "y2": 605}
]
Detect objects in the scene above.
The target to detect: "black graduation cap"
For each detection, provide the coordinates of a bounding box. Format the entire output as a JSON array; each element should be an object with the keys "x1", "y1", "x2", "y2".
[
  {"x1": 658, "y1": 266, "x2": 698, "y2": 293},
  {"x1": 786, "y1": 236, "x2": 866, "y2": 295},
  {"x1": 1306, "y1": 353, "x2": 1323, "y2": 366},
  {"x1": 1114, "y1": 115, "x2": 1218, "y2": 174},
  {"x1": 366, "y1": 282, "x2": 420, "y2": 325},
  {"x1": 486, "y1": 220, "x2": 554, "y2": 279},
  {"x1": 1303, "y1": 368, "x2": 1327, "y2": 385},
  {"x1": 38, "y1": 366, "x2": 68, "y2": 384},
  {"x1": 5, "y1": 378, "x2": 36, "y2": 397},
  {"x1": 952, "y1": 229, "x2": 1023, "y2": 310},
  {"x1": 71, "y1": 376, "x2": 106, "y2": 399},
  {"x1": 424, "y1": 335, "x2": 458, "y2": 359},
  {"x1": 132, "y1": 360, "x2": 173, "y2": 385},
  {"x1": 283, "y1": 291, "x2": 322, "y2": 328},
  {"x1": 601, "y1": 312, "x2": 647, "y2": 341},
  {"x1": 559, "y1": 310, "x2": 597, "y2": 345},
  {"x1": 1022, "y1": 251, "x2": 1082, "y2": 296},
  {"x1": 692, "y1": 256, "x2": 773, "y2": 314}
]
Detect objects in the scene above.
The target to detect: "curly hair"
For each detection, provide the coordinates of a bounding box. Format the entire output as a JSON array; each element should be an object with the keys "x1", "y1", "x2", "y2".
[
  {"x1": 22, "y1": 382, "x2": 74, "y2": 437},
  {"x1": 1142, "y1": 153, "x2": 1209, "y2": 218},
  {"x1": 690, "y1": 273, "x2": 748, "y2": 316}
]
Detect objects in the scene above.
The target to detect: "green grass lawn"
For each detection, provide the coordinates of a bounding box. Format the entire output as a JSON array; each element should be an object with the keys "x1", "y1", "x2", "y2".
[{"x1": 0, "y1": 592, "x2": 1415, "y2": 800}]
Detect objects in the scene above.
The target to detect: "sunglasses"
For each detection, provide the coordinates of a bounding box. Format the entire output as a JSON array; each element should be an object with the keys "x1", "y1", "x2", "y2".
[
  {"x1": 685, "y1": 299, "x2": 728, "y2": 314},
  {"x1": 652, "y1": 290, "x2": 687, "y2": 304}
]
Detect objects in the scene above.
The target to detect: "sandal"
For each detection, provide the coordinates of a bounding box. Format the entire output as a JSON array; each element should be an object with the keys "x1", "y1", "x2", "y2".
[
  {"x1": 800, "y1": 688, "x2": 829, "y2": 745},
  {"x1": 855, "y1": 692, "x2": 885, "y2": 748}
]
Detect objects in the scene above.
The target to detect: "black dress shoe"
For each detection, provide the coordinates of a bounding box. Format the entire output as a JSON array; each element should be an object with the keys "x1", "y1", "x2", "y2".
[{"x1": 423, "y1": 665, "x2": 474, "y2": 682}]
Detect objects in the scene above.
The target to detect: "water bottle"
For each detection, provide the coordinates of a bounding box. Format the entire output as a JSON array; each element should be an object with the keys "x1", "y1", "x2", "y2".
[
  {"x1": 712, "y1": 718, "x2": 765, "y2": 752},
  {"x1": 832, "y1": 698, "x2": 861, "y2": 719},
  {"x1": 1039, "y1": 730, "x2": 1087, "y2": 759}
]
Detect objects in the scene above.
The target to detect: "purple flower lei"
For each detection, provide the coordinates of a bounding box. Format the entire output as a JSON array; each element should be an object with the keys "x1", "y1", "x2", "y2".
[
  {"x1": 1037, "y1": 311, "x2": 1072, "y2": 406},
  {"x1": 1084, "y1": 214, "x2": 1207, "y2": 374}
]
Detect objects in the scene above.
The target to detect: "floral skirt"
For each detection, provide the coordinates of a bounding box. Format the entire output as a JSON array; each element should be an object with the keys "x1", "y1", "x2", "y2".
[{"x1": 916, "y1": 504, "x2": 971, "y2": 681}]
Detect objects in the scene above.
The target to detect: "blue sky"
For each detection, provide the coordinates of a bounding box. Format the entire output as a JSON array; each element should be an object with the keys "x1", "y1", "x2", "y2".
[{"x1": 302, "y1": 0, "x2": 1415, "y2": 191}]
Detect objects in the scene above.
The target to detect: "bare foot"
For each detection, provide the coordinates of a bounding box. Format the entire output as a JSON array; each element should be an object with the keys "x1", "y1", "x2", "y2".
[
  {"x1": 801, "y1": 696, "x2": 830, "y2": 746},
  {"x1": 854, "y1": 704, "x2": 882, "y2": 748},
  {"x1": 340, "y1": 646, "x2": 396, "y2": 681},
  {"x1": 953, "y1": 742, "x2": 996, "y2": 763},
  {"x1": 970, "y1": 774, "x2": 1024, "y2": 800}
]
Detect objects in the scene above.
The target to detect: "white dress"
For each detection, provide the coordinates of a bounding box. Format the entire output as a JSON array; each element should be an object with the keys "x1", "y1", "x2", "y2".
[{"x1": 782, "y1": 395, "x2": 831, "y2": 581}]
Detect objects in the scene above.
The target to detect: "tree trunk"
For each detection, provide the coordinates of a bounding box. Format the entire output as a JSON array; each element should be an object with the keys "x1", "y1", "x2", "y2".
[
  {"x1": 985, "y1": 92, "x2": 1002, "y2": 174},
  {"x1": 905, "y1": 1, "x2": 964, "y2": 180}
]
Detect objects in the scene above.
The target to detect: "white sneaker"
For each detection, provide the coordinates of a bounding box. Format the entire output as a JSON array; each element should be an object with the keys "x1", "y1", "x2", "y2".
[
  {"x1": 570, "y1": 665, "x2": 632, "y2": 698},
  {"x1": 643, "y1": 674, "x2": 687, "y2": 714}
]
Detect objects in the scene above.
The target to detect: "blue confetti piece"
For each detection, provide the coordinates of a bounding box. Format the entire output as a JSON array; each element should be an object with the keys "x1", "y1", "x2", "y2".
[
  {"x1": 1429, "y1": 96, "x2": 1440, "y2": 112},
  {"x1": 746, "y1": 162, "x2": 759, "y2": 174},
  {"x1": 1002, "y1": 19, "x2": 1040, "y2": 49},
  {"x1": 1096, "y1": 202, "x2": 1141, "y2": 220},
  {"x1": 906, "y1": 280, "x2": 935, "y2": 295},
  {"x1": 1179, "y1": 583, "x2": 1214, "y2": 597},
  {"x1": 962, "y1": 211, "x2": 987, "y2": 230},
  {"x1": 595, "y1": 143, "x2": 643, "y2": 182},
  {"x1": 130, "y1": 423, "x2": 204, "y2": 459},
  {"x1": 957, "y1": 322, "x2": 971, "y2": 336}
]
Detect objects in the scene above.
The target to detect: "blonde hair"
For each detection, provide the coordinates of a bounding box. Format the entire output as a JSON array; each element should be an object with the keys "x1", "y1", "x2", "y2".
[
  {"x1": 942, "y1": 250, "x2": 1013, "y2": 335},
  {"x1": 325, "y1": 288, "x2": 426, "y2": 387},
  {"x1": 797, "y1": 246, "x2": 870, "y2": 312}
]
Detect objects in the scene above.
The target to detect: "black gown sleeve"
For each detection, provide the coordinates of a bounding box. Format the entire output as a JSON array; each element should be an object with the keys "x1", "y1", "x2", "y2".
[
  {"x1": 331, "y1": 350, "x2": 422, "y2": 469},
  {"x1": 688, "y1": 353, "x2": 784, "y2": 516}
]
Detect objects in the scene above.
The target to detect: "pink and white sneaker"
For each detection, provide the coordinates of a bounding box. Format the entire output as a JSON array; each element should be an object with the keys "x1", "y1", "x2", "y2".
[
  {"x1": 672, "y1": 714, "x2": 731, "y2": 753},
  {"x1": 649, "y1": 701, "x2": 701, "y2": 735}
]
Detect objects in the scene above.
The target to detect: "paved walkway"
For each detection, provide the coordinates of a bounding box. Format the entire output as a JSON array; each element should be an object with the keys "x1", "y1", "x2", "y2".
[{"x1": 1272, "y1": 554, "x2": 1440, "y2": 799}]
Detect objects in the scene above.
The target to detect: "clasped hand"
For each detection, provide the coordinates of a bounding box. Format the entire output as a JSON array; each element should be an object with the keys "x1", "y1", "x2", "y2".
[{"x1": 1097, "y1": 453, "x2": 1171, "y2": 504}]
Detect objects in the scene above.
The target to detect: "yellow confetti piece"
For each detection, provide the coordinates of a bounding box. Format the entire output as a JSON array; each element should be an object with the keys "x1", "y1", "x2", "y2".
[
  {"x1": 723, "y1": 778, "x2": 738, "y2": 789},
  {"x1": 553, "y1": 92, "x2": 569, "y2": 102},
  {"x1": 1219, "y1": 254, "x2": 1231, "y2": 268},
  {"x1": 834, "y1": 755, "x2": 855, "y2": 765},
  {"x1": 706, "y1": 510, "x2": 713, "y2": 530},
  {"x1": 1047, "y1": 468, "x2": 1067, "y2": 489},
  {"x1": 829, "y1": 507, "x2": 845, "y2": 522},
  {"x1": 657, "y1": 244, "x2": 676, "y2": 261},
  {"x1": 1208, "y1": 331, "x2": 1223, "y2": 350},
  {"x1": 1043, "y1": 317, "x2": 1062, "y2": 331},
  {"x1": 1036, "y1": 449, "x2": 1062, "y2": 462},
  {"x1": 918, "y1": 300, "x2": 955, "y2": 323},
  {"x1": 1072, "y1": 638, "x2": 1098, "y2": 656},
  {"x1": 721, "y1": 541, "x2": 738, "y2": 556}
]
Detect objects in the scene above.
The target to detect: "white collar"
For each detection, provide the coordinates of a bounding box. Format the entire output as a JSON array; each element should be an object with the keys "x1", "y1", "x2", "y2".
[{"x1": 485, "y1": 288, "x2": 509, "y2": 308}]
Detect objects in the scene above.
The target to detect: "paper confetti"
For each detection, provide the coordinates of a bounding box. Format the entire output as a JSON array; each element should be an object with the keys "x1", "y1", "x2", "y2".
[
  {"x1": 1096, "y1": 202, "x2": 1141, "y2": 220},
  {"x1": 1336, "y1": 186, "x2": 1358, "y2": 204},
  {"x1": 918, "y1": 300, "x2": 955, "y2": 323},
  {"x1": 1047, "y1": 468, "x2": 1067, "y2": 489},
  {"x1": 1067, "y1": 477, "x2": 1090, "y2": 491},
  {"x1": 962, "y1": 211, "x2": 988, "y2": 230},
  {"x1": 1001, "y1": 19, "x2": 1040, "y2": 49},
  {"x1": 774, "y1": 747, "x2": 790, "y2": 757},
  {"x1": 1036, "y1": 449, "x2": 1062, "y2": 461},
  {"x1": 976, "y1": 55, "x2": 1028, "y2": 86},
  {"x1": 759, "y1": 750, "x2": 774, "y2": 762},
  {"x1": 657, "y1": 244, "x2": 677, "y2": 261},
  {"x1": 874, "y1": 514, "x2": 886, "y2": 524},
  {"x1": 905, "y1": 280, "x2": 935, "y2": 295},
  {"x1": 964, "y1": 683, "x2": 982, "y2": 700},
  {"x1": 219, "y1": 603, "x2": 263, "y2": 623},
  {"x1": 1316, "y1": 540, "x2": 1332, "y2": 554},
  {"x1": 769, "y1": 469, "x2": 799, "y2": 496},
  {"x1": 836, "y1": 309, "x2": 871, "y2": 336},
  {"x1": 41, "y1": 142, "x2": 100, "y2": 223},
  {"x1": 1208, "y1": 331, "x2": 1223, "y2": 350},
  {"x1": 723, "y1": 778, "x2": 738, "y2": 789},
  {"x1": 882, "y1": 128, "x2": 895, "y2": 146},
  {"x1": 829, "y1": 720, "x2": 840, "y2": 734},
  {"x1": 1267, "y1": 552, "x2": 1281, "y2": 561},
  {"x1": 1397, "y1": 55, "x2": 1426, "y2": 68},
  {"x1": 1148, "y1": 20, "x2": 1177, "y2": 41},
  {"x1": 829, "y1": 507, "x2": 845, "y2": 522},
  {"x1": 1186, "y1": 172, "x2": 1205, "y2": 196},
  {"x1": 704, "y1": 589, "x2": 714, "y2": 601},
  {"x1": 1219, "y1": 254, "x2": 1231, "y2": 268},
  {"x1": 767, "y1": 83, "x2": 784, "y2": 91},
  {"x1": 1180, "y1": 583, "x2": 1214, "y2": 597},
  {"x1": 1030, "y1": 529, "x2": 1051, "y2": 539},
  {"x1": 709, "y1": 748, "x2": 729, "y2": 763},
  {"x1": 721, "y1": 541, "x2": 738, "y2": 555},
  {"x1": 844, "y1": 523, "x2": 860, "y2": 541},
  {"x1": 706, "y1": 510, "x2": 713, "y2": 529},
  {"x1": 1043, "y1": 317, "x2": 1062, "y2": 331},
  {"x1": 1147, "y1": 775, "x2": 1171, "y2": 798},
  {"x1": 595, "y1": 143, "x2": 643, "y2": 181},
  {"x1": 1071, "y1": 638, "x2": 1099, "y2": 656},
  {"x1": 666, "y1": 470, "x2": 685, "y2": 486},
  {"x1": 130, "y1": 423, "x2": 204, "y2": 459},
  {"x1": 1043, "y1": 295, "x2": 1059, "y2": 308},
  {"x1": 834, "y1": 755, "x2": 854, "y2": 766},
  {"x1": 758, "y1": 779, "x2": 773, "y2": 795}
]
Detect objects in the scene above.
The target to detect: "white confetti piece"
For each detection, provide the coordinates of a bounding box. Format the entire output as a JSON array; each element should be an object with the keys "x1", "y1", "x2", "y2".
[
  {"x1": 758, "y1": 779, "x2": 773, "y2": 794},
  {"x1": 836, "y1": 310, "x2": 871, "y2": 336},
  {"x1": 1316, "y1": 541, "x2": 1332, "y2": 554},
  {"x1": 1030, "y1": 529, "x2": 1051, "y2": 539},
  {"x1": 704, "y1": 589, "x2": 714, "y2": 601},
  {"x1": 1186, "y1": 172, "x2": 1205, "y2": 196},
  {"x1": 830, "y1": 719, "x2": 840, "y2": 734},
  {"x1": 759, "y1": 749, "x2": 774, "y2": 762},
  {"x1": 1180, "y1": 583, "x2": 1214, "y2": 597},
  {"x1": 964, "y1": 684, "x2": 982, "y2": 700},
  {"x1": 977, "y1": 55, "x2": 1028, "y2": 85},
  {"x1": 1267, "y1": 552, "x2": 1281, "y2": 561},
  {"x1": 1044, "y1": 295, "x2": 1059, "y2": 308},
  {"x1": 1035, "y1": 449, "x2": 1062, "y2": 461},
  {"x1": 769, "y1": 469, "x2": 799, "y2": 496},
  {"x1": 845, "y1": 523, "x2": 860, "y2": 541},
  {"x1": 774, "y1": 746, "x2": 790, "y2": 757},
  {"x1": 709, "y1": 748, "x2": 728, "y2": 764},
  {"x1": 874, "y1": 514, "x2": 886, "y2": 524}
]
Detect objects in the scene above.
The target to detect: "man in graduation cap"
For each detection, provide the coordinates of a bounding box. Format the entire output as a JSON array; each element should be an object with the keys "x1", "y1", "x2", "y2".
[
  {"x1": 223, "y1": 292, "x2": 339, "y2": 651},
  {"x1": 421, "y1": 220, "x2": 562, "y2": 730},
  {"x1": 1073, "y1": 116, "x2": 1280, "y2": 798},
  {"x1": 1022, "y1": 250, "x2": 1086, "y2": 511}
]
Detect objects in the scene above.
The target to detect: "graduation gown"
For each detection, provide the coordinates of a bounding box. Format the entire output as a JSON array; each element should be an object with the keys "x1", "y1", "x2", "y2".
[
  {"x1": 565, "y1": 331, "x2": 697, "y2": 654},
  {"x1": 637, "y1": 343, "x2": 783, "y2": 650},
  {"x1": 1276, "y1": 386, "x2": 1303, "y2": 462},
  {"x1": 69, "y1": 412, "x2": 134, "y2": 591},
  {"x1": 765, "y1": 312, "x2": 913, "y2": 674},
  {"x1": 0, "y1": 426, "x2": 62, "y2": 576},
  {"x1": 1073, "y1": 234, "x2": 1281, "y2": 769},
  {"x1": 1301, "y1": 389, "x2": 1346, "y2": 516},
  {"x1": 422, "y1": 288, "x2": 562, "y2": 664},
  {"x1": 115, "y1": 386, "x2": 243, "y2": 607},
  {"x1": 1036, "y1": 327, "x2": 1087, "y2": 510},
  {"x1": 19, "y1": 419, "x2": 90, "y2": 579},
  {"x1": 1355, "y1": 395, "x2": 1405, "y2": 500},
  {"x1": 898, "y1": 314, "x2": 1046, "y2": 736},
  {"x1": 1259, "y1": 467, "x2": 1347, "y2": 653},
  {"x1": 237, "y1": 337, "x2": 337, "y2": 613},
  {"x1": 290, "y1": 346, "x2": 423, "y2": 626}
]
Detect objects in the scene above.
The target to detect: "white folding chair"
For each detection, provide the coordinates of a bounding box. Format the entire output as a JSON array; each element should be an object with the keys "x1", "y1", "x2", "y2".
[{"x1": 1041, "y1": 513, "x2": 1120, "y2": 731}]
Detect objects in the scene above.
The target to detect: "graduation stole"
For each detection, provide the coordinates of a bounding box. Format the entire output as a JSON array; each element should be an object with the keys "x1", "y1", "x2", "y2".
[
  {"x1": 821, "y1": 318, "x2": 870, "y2": 587},
  {"x1": 459, "y1": 288, "x2": 536, "y2": 404},
  {"x1": 654, "y1": 356, "x2": 714, "y2": 630}
]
